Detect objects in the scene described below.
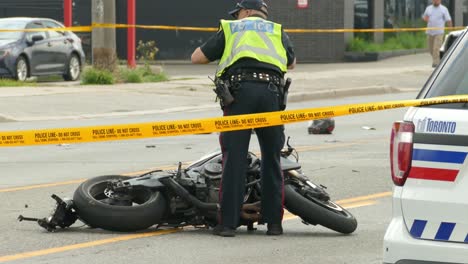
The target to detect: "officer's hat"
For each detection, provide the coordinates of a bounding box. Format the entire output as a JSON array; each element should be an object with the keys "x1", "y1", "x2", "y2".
[{"x1": 229, "y1": 0, "x2": 269, "y2": 18}]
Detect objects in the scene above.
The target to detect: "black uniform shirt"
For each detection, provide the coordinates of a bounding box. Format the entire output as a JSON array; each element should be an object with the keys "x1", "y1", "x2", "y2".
[{"x1": 201, "y1": 17, "x2": 295, "y2": 77}]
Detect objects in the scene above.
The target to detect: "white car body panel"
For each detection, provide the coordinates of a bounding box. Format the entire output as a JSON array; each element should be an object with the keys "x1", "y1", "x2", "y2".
[
  {"x1": 383, "y1": 187, "x2": 468, "y2": 264},
  {"x1": 383, "y1": 107, "x2": 468, "y2": 263}
]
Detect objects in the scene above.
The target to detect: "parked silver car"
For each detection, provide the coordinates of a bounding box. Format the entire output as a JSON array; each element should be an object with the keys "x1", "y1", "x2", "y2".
[{"x1": 0, "y1": 17, "x2": 85, "y2": 81}]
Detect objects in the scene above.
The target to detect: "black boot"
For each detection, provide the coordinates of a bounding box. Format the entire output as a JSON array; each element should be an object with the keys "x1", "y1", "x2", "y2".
[
  {"x1": 213, "y1": 225, "x2": 236, "y2": 237},
  {"x1": 266, "y1": 223, "x2": 283, "y2": 236}
]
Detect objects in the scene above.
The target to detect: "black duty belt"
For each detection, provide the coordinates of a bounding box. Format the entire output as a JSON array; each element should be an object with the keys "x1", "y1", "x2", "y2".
[{"x1": 228, "y1": 72, "x2": 282, "y2": 86}]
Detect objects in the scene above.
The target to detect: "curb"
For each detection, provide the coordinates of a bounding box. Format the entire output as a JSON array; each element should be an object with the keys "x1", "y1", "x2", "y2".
[
  {"x1": 0, "y1": 86, "x2": 420, "y2": 122},
  {"x1": 0, "y1": 116, "x2": 15, "y2": 123},
  {"x1": 288, "y1": 86, "x2": 419, "y2": 102},
  {"x1": 344, "y1": 49, "x2": 427, "y2": 62}
]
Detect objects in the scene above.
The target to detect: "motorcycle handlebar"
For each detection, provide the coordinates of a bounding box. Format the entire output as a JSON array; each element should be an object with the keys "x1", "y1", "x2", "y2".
[
  {"x1": 280, "y1": 136, "x2": 298, "y2": 161},
  {"x1": 280, "y1": 148, "x2": 293, "y2": 157}
]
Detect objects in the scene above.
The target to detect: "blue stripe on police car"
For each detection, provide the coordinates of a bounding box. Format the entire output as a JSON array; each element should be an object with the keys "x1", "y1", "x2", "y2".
[
  {"x1": 412, "y1": 149, "x2": 468, "y2": 164},
  {"x1": 410, "y1": 219, "x2": 468, "y2": 243}
]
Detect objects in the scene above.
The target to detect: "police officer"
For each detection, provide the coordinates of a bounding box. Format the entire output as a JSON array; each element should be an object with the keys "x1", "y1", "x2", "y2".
[{"x1": 191, "y1": 0, "x2": 296, "y2": 237}]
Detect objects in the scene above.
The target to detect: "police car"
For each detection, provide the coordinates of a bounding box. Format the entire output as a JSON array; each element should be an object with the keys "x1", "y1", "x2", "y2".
[
  {"x1": 383, "y1": 28, "x2": 468, "y2": 264},
  {"x1": 439, "y1": 29, "x2": 466, "y2": 59}
]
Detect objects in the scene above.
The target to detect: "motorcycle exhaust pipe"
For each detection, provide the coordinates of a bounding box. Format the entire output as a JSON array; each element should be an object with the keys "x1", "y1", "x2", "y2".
[{"x1": 160, "y1": 177, "x2": 219, "y2": 212}]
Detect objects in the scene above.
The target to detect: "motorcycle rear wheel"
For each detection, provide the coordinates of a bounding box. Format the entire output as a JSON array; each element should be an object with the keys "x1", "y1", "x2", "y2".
[
  {"x1": 73, "y1": 175, "x2": 167, "y2": 232},
  {"x1": 284, "y1": 183, "x2": 357, "y2": 234}
]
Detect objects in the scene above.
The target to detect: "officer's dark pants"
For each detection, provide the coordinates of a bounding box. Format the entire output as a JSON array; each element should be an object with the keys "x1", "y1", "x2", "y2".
[{"x1": 219, "y1": 81, "x2": 285, "y2": 229}]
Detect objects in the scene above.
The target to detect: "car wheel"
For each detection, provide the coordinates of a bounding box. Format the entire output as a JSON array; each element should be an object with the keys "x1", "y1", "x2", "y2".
[
  {"x1": 63, "y1": 54, "x2": 81, "y2": 81},
  {"x1": 15, "y1": 56, "x2": 29, "y2": 82}
]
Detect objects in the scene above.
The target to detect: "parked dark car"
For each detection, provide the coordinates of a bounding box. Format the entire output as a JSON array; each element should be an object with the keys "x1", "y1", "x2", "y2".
[{"x1": 0, "y1": 17, "x2": 85, "y2": 81}]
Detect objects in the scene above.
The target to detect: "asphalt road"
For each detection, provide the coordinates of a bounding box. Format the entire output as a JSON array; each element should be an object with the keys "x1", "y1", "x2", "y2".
[{"x1": 0, "y1": 92, "x2": 415, "y2": 264}]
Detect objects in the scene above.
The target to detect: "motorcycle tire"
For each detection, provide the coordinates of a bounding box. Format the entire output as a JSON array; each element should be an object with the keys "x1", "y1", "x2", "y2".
[
  {"x1": 73, "y1": 175, "x2": 167, "y2": 232},
  {"x1": 284, "y1": 184, "x2": 357, "y2": 234}
]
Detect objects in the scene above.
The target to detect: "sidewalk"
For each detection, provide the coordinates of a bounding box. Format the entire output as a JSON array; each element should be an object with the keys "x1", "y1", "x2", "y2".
[{"x1": 0, "y1": 53, "x2": 433, "y2": 122}]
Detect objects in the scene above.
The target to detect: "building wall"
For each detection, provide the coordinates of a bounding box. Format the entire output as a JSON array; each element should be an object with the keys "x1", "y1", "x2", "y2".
[
  {"x1": 0, "y1": 0, "x2": 348, "y2": 62},
  {"x1": 114, "y1": 0, "x2": 348, "y2": 62},
  {"x1": 3, "y1": 0, "x2": 463, "y2": 63},
  {"x1": 269, "y1": 0, "x2": 347, "y2": 62},
  {"x1": 0, "y1": 0, "x2": 63, "y2": 21},
  {"x1": 115, "y1": 0, "x2": 235, "y2": 60}
]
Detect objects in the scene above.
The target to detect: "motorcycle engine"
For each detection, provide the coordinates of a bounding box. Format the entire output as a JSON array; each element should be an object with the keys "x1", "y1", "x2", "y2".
[
  {"x1": 202, "y1": 160, "x2": 223, "y2": 204},
  {"x1": 204, "y1": 162, "x2": 222, "y2": 175}
]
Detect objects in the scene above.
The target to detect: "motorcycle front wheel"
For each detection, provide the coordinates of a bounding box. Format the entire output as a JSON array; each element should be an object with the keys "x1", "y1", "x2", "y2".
[
  {"x1": 73, "y1": 175, "x2": 167, "y2": 232},
  {"x1": 284, "y1": 183, "x2": 357, "y2": 234}
]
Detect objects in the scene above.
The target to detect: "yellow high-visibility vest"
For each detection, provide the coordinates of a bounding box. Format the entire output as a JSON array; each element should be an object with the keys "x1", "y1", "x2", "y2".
[{"x1": 216, "y1": 17, "x2": 288, "y2": 77}]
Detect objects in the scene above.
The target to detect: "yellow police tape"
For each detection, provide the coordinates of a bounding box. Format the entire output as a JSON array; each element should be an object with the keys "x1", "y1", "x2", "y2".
[
  {"x1": 1, "y1": 95, "x2": 468, "y2": 147},
  {"x1": 0, "y1": 26, "x2": 92, "y2": 33},
  {"x1": 0, "y1": 23, "x2": 465, "y2": 34},
  {"x1": 85, "y1": 23, "x2": 468, "y2": 33},
  {"x1": 285, "y1": 26, "x2": 467, "y2": 33}
]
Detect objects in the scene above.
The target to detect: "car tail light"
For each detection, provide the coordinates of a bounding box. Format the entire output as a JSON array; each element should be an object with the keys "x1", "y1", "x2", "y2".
[{"x1": 390, "y1": 121, "x2": 414, "y2": 186}]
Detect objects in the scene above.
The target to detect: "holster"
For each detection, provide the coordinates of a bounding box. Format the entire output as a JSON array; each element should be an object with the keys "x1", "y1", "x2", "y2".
[
  {"x1": 279, "y1": 78, "x2": 292, "y2": 110},
  {"x1": 212, "y1": 78, "x2": 235, "y2": 109}
]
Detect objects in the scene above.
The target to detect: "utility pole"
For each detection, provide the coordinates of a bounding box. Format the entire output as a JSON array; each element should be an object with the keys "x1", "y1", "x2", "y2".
[
  {"x1": 127, "y1": 0, "x2": 136, "y2": 68},
  {"x1": 64, "y1": 0, "x2": 72, "y2": 27},
  {"x1": 92, "y1": 0, "x2": 117, "y2": 71},
  {"x1": 373, "y1": 0, "x2": 384, "y2": 44}
]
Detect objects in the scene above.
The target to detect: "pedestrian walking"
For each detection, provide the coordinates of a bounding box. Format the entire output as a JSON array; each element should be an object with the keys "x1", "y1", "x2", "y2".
[{"x1": 423, "y1": 0, "x2": 452, "y2": 67}]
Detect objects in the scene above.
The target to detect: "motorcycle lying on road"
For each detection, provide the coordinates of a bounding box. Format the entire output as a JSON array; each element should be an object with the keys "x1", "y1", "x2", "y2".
[{"x1": 19, "y1": 138, "x2": 357, "y2": 234}]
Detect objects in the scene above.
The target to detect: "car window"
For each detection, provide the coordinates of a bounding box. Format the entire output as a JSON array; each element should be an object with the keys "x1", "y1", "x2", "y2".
[
  {"x1": 42, "y1": 21, "x2": 65, "y2": 38},
  {"x1": 25, "y1": 22, "x2": 48, "y2": 41},
  {"x1": 425, "y1": 31, "x2": 468, "y2": 98},
  {"x1": 0, "y1": 20, "x2": 28, "y2": 40}
]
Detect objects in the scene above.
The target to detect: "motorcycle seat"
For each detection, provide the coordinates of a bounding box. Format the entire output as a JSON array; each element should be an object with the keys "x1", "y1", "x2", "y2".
[{"x1": 280, "y1": 157, "x2": 301, "y2": 171}]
